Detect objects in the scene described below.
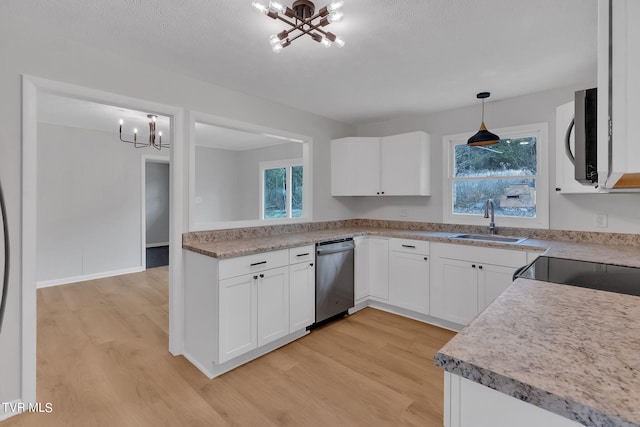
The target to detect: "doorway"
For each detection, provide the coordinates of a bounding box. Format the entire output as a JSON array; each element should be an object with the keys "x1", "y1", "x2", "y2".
[
  {"x1": 143, "y1": 158, "x2": 170, "y2": 269},
  {"x1": 22, "y1": 76, "x2": 185, "y2": 405}
]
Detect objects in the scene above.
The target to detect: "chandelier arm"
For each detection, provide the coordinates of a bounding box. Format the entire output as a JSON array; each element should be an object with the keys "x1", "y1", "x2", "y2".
[{"x1": 274, "y1": 13, "x2": 330, "y2": 39}]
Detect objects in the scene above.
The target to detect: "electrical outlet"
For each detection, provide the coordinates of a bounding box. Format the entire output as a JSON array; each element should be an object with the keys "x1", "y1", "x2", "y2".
[
  {"x1": 595, "y1": 212, "x2": 608, "y2": 228},
  {"x1": 399, "y1": 208, "x2": 408, "y2": 218}
]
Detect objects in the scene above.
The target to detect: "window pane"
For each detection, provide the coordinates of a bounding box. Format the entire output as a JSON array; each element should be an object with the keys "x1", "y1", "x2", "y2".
[
  {"x1": 453, "y1": 178, "x2": 536, "y2": 218},
  {"x1": 291, "y1": 166, "x2": 303, "y2": 218},
  {"x1": 264, "y1": 168, "x2": 287, "y2": 219},
  {"x1": 454, "y1": 137, "x2": 537, "y2": 178}
]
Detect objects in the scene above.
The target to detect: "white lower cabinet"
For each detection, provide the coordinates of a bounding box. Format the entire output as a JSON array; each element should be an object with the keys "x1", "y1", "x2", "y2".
[
  {"x1": 219, "y1": 273, "x2": 258, "y2": 363},
  {"x1": 388, "y1": 239, "x2": 430, "y2": 314},
  {"x1": 368, "y1": 237, "x2": 389, "y2": 300},
  {"x1": 257, "y1": 266, "x2": 290, "y2": 346},
  {"x1": 289, "y1": 260, "x2": 315, "y2": 332},
  {"x1": 445, "y1": 372, "x2": 582, "y2": 427},
  {"x1": 430, "y1": 243, "x2": 527, "y2": 326},
  {"x1": 354, "y1": 236, "x2": 370, "y2": 302}
]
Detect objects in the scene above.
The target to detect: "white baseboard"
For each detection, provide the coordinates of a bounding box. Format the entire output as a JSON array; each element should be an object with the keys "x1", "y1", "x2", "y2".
[
  {"x1": 146, "y1": 242, "x2": 169, "y2": 248},
  {"x1": 0, "y1": 400, "x2": 23, "y2": 421},
  {"x1": 36, "y1": 266, "x2": 145, "y2": 289}
]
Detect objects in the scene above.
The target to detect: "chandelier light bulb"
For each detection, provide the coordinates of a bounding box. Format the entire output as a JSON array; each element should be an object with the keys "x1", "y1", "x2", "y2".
[
  {"x1": 335, "y1": 36, "x2": 345, "y2": 47},
  {"x1": 272, "y1": 43, "x2": 284, "y2": 53},
  {"x1": 158, "y1": 131, "x2": 162, "y2": 137},
  {"x1": 268, "y1": 0, "x2": 286, "y2": 14},
  {"x1": 328, "y1": 11, "x2": 344, "y2": 23},
  {"x1": 270, "y1": 34, "x2": 281, "y2": 46},
  {"x1": 251, "y1": 0, "x2": 268, "y2": 13},
  {"x1": 134, "y1": 128, "x2": 138, "y2": 134},
  {"x1": 327, "y1": 0, "x2": 344, "y2": 12},
  {"x1": 119, "y1": 119, "x2": 124, "y2": 125},
  {"x1": 321, "y1": 37, "x2": 332, "y2": 48}
]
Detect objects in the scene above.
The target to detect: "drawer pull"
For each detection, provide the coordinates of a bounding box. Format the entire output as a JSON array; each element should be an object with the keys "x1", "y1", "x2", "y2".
[
  {"x1": 253, "y1": 275, "x2": 258, "y2": 280},
  {"x1": 250, "y1": 261, "x2": 267, "y2": 267},
  {"x1": 424, "y1": 257, "x2": 428, "y2": 261},
  {"x1": 296, "y1": 253, "x2": 310, "y2": 257},
  {"x1": 259, "y1": 274, "x2": 265, "y2": 278},
  {"x1": 402, "y1": 244, "x2": 416, "y2": 249}
]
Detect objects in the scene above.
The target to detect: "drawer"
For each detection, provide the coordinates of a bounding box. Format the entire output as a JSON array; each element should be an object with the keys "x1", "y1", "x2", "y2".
[
  {"x1": 389, "y1": 238, "x2": 430, "y2": 255},
  {"x1": 289, "y1": 244, "x2": 315, "y2": 264},
  {"x1": 219, "y1": 249, "x2": 289, "y2": 279}
]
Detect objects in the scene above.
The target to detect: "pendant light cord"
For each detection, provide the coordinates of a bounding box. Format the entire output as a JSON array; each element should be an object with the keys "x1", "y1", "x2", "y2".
[{"x1": 0, "y1": 180, "x2": 9, "y2": 334}]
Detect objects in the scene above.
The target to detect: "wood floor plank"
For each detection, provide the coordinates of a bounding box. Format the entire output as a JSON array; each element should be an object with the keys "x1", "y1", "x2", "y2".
[{"x1": 1, "y1": 266, "x2": 456, "y2": 427}]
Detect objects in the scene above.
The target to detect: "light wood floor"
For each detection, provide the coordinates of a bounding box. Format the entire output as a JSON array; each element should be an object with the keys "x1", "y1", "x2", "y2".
[{"x1": 2, "y1": 267, "x2": 455, "y2": 426}]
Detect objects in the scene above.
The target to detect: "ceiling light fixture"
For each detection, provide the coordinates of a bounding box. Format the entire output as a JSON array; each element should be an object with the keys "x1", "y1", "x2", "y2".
[
  {"x1": 467, "y1": 92, "x2": 500, "y2": 146},
  {"x1": 119, "y1": 114, "x2": 169, "y2": 150},
  {"x1": 252, "y1": 0, "x2": 346, "y2": 52}
]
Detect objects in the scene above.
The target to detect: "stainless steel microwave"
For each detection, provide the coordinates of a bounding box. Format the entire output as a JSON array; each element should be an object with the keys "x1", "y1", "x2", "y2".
[{"x1": 565, "y1": 88, "x2": 598, "y2": 185}]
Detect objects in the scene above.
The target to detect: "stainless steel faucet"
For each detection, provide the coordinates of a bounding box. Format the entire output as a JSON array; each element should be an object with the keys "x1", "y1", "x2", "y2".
[{"x1": 484, "y1": 199, "x2": 496, "y2": 234}]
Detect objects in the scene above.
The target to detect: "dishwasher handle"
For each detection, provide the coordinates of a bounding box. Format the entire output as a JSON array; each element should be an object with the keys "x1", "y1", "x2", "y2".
[{"x1": 316, "y1": 244, "x2": 355, "y2": 256}]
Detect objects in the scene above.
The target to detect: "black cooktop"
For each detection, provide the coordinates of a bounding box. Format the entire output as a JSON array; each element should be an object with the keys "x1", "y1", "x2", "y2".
[{"x1": 515, "y1": 256, "x2": 640, "y2": 297}]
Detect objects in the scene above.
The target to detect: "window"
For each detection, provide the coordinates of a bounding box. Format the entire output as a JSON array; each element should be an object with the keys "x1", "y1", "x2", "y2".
[
  {"x1": 260, "y1": 159, "x2": 303, "y2": 220},
  {"x1": 443, "y1": 124, "x2": 549, "y2": 229}
]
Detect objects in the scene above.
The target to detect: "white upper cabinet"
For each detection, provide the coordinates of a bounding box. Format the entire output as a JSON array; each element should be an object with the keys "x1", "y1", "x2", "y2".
[
  {"x1": 331, "y1": 131, "x2": 431, "y2": 196},
  {"x1": 598, "y1": 0, "x2": 640, "y2": 190},
  {"x1": 380, "y1": 132, "x2": 431, "y2": 196}
]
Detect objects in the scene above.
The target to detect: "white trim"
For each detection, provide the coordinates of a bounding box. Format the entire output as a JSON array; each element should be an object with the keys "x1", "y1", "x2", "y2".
[
  {"x1": 146, "y1": 242, "x2": 170, "y2": 249},
  {"x1": 141, "y1": 155, "x2": 170, "y2": 270},
  {"x1": 36, "y1": 267, "x2": 145, "y2": 289},
  {"x1": 442, "y1": 123, "x2": 550, "y2": 230},
  {"x1": 21, "y1": 76, "x2": 186, "y2": 409},
  {"x1": 0, "y1": 400, "x2": 24, "y2": 421},
  {"x1": 187, "y1": 110, "x2": 313, "y2": 231}
]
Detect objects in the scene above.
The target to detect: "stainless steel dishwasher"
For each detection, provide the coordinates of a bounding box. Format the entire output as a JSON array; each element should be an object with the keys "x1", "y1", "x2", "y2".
[{"x1": 315, "y1": 238, "x2": 355, "y2": 325}]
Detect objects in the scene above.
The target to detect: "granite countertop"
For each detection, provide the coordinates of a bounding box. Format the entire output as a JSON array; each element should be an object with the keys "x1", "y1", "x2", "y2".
[
  {"x1": 182, "y1": 226, "x2": 548, "y2": 259},
  {"x1": 435, "y1": 277, "x2": 640, "y2": 427}
]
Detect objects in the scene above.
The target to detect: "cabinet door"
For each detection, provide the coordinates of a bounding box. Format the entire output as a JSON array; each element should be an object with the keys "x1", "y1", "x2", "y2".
[
  {"x1": 389, "y1": 251, "x2": 429, "y2": 314},
  {"x1": 331, "y1": 137, "x2": 380, "y2": 196},
  {"x1": 430, "y1": 257, "x2": 478, "y2": 325},
  {"x1": 257, "y1": 266, "x2": 290, "y2": 346},
  {"x1": 380, "y1": 132, "x2": 430, "y2": 196},
  {"x1": 219, "y1": 274, "x2": 257, "y2": 363},
  {"x1": 368, "y1": 237, "x2": 389, "y2": 300},
  {"x1": 289, "y1": 262, "x2": 315, "y2": 332},
  {"x1": 354, "y1": 237, "x2": 370, "y2": 301},
  {"x1": 478, "y1": 264, "x2": 516, "y2": 313}
]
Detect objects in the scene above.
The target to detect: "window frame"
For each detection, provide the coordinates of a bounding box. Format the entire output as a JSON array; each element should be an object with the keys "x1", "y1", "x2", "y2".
[
  {"x1": 259, "y1": 158, "x2": 303, "y2": 220},
  {"x1": 442, "y1": 123, "x2": 549, "y2": 229}
]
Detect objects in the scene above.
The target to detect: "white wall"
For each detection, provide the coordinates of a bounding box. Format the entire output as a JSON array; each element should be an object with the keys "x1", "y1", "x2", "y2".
[
  {"x1": 37, "y1": 123, "x2": 169, "y2": 285},
  {"x1": 355, "y1": 85, "x2": 640, "y2": 234},
  {"x1": 0, "y1": 24, "x2": 355, "y2": 409},
  {"x1": 145, "y1": 162, "x2": 170, "y2": 246}
]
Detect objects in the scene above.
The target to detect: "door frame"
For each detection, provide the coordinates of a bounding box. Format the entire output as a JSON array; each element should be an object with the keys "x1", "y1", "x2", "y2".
[
  {"x1": 22, "y1": 75, "x2": 185, "y2": 405},
  {"x1": 141, "y1": 155, "x2": 171, "y2": 269}
]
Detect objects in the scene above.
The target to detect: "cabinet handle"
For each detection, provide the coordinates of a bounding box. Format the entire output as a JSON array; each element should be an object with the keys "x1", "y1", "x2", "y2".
[
  {"x1": 479, "y1": 265, "x2": 483, "y2": 270},
  {"x1": 424, "y1": 257, "x2": 428, "y2": 261},
  {"x1": 250, "y1": 261, "x2": 267, "y2": 267},
  {"x1": 402, "y1": 245, "x2": 416, "y2": 249},
  {"x1": 472, "y1": 264, "x2": 476, "y2": 268},
  {"x1": 381, "y1": 191, "x2": 385, "y2": 194},
  {"x1": 376, "y1": 192, "x2": 380, "y2": 195},
  {"x1": 296, "y1": 253, "x2": 310, "y2": 257},
  {"x1": 253, "y1": 275, "x2": 258, "y2": 280},
  {"x1": 310, "y1": 263, "x2": 314, "y2": 267},
  {"x1": 259, "y1": 274, "x2": 265, "y2": 278}
]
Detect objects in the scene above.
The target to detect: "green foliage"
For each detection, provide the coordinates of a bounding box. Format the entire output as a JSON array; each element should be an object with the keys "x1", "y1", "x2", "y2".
[{"x1": 455, "y1": 137, "x2": 537, "y2": 177}]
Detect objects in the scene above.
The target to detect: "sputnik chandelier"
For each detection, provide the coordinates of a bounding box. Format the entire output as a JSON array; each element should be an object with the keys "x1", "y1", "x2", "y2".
[
  {"x1": 251, "y1": 0, "x2": 345, "y2": 52},
  {"x1": 119, "y1": 114, "x2": 169, "y2": 150}
]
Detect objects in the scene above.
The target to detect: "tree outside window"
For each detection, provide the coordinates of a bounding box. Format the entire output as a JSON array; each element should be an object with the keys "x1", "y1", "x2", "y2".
[{"x1": 261, "y1": 159, "x2": 303, "y2": 220}]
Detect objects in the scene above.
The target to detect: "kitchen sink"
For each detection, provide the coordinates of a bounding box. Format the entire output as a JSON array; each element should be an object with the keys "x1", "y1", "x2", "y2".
[{"x1": 449, "y1": 234, "x2": 527, "y2": 244}]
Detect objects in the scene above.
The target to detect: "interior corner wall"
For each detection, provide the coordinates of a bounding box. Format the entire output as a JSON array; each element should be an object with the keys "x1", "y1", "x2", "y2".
[
  {"x1": 145, "y1": 162, "x2": 170, "y2": 246},
  {"x1": 0, "y1": 23, "x2": 355, "y2": 408},
  {"x1": 355, "y1": 85, "x2": 640, "y2": 234}
]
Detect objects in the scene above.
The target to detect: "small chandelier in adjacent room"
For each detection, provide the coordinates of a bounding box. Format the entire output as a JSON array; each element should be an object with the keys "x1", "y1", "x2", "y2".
[
  {"x1": 467, "y1": 92, "x2": 500, "y2": 146},
  {"x1": 252, "y1": 0, "x2": 346, "y2": 52},
  {"x1": 119, "y1": 114, "x2": 169, "y2": 150}
]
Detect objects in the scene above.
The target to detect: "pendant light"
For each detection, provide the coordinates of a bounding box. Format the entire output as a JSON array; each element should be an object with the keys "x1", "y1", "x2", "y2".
[{"x1": 467, "y1": 92, "x2": 500, "y2": 146}]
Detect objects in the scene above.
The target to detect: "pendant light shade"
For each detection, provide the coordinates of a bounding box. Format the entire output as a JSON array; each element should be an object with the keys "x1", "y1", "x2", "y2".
[{"x1": 468, "y1": 92, "x2": 500, "y2": 146}]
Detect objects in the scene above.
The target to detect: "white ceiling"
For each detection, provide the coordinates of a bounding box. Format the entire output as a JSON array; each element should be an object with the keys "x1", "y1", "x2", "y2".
[{"x1": 4, "y1": 0, "x2": 598, "y2": 125}]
